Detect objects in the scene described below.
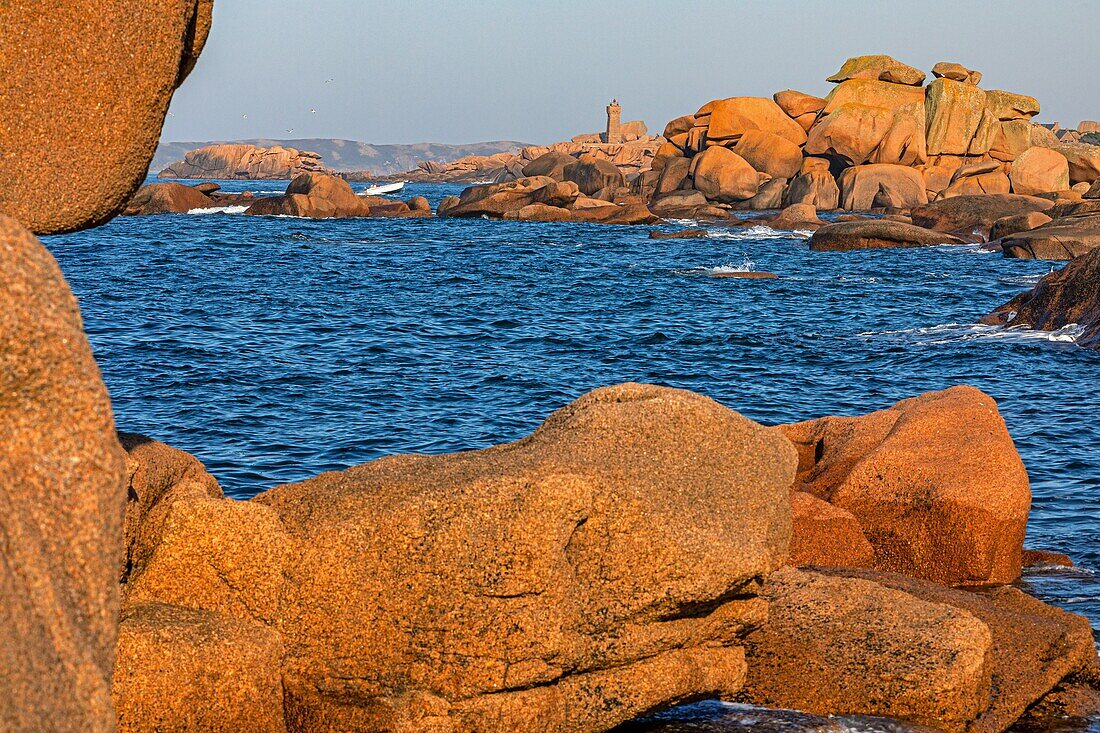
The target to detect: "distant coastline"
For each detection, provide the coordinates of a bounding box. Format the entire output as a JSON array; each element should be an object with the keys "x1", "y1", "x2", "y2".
[{"x1": 151, "y1": 138, "x2": 534, "y2": 177}]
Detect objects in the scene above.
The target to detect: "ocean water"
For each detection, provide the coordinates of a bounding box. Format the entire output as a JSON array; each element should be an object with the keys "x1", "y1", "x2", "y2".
[{"x1": 45, "y1": 179, "x2": 1100, "y2": 730}]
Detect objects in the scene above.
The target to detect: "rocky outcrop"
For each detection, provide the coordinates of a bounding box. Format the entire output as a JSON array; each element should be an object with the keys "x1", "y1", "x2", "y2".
[
  {"x1": 910, "y1": 193, "x2": 1054, "y2": 238},
  {"x1": 778, "y1": 386, "x2": 1030, "y2": 586},
  {"x1": 981, "y1": 246, "x2": 1100, "y2": 348},
  {"x1": 0, "y1": 216, "x2": 128, "y2": 732},
  {"x1": 114, "y1": 384, "x2": 796, "y2": 733},
  {"x1": 0, "y1": 0, "x2": 213, "y2": 233},
  {"x1": 739, "y1": 567, "x2": 1099, "y2": 733},
  {"x1": 651, "y1": 55, "x2": 1089, "y2": 220},
  {"x1": 159, "y1": 143, "x2": 330, "y2": 180},
  {"x1": 243, "y1": 173, "x2": 372, "y2": 219},
  {"x1": 123, "y1": 182, "x2": 216, "y2": 215},
  {"x1": 809, "y1": 219, "x2": 965, "y2": 251},
  {"x1": 999, "y1": 214, "x2": 1100, "y2": 260},
  {"x1": 442, "y1": 176, "x2": 657, "y2": 224}
]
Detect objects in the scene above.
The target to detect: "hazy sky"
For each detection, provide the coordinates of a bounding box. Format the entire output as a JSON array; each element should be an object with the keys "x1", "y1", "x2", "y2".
[{"x1": 164, "y1": 0, "x2": 1100, "y2": 145}]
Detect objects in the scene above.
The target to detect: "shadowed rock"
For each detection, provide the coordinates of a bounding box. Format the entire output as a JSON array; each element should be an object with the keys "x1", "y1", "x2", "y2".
[
  {"x1": 809, "y1": 220, "x2": 965, "y2": 251},
  {"x1": 910, "y1": 194, "x2": 1053, "y2": 238},
  {"x1": 999, "y1": 214, "x2": 1100, "y2": 260},
  {"x1": 981, "y1": 246, "x2": 1100, "y2": 348},
  {"x1": 0, "y1": 216, "x2": 128, "y2": 731},
  {"x1": 0, "y1": 0, "x2": 213, "y2": 233}
]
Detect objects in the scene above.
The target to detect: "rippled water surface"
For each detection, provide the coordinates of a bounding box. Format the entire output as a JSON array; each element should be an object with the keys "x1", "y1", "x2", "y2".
[{"x1": 46, "y1": 179, "x2": 1100, "y2": 729}]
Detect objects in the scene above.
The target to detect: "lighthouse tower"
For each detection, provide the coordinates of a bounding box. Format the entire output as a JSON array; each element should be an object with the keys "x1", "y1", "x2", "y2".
[{"x1": 604, "y1": 99, "x2": 622, "y2": 143}]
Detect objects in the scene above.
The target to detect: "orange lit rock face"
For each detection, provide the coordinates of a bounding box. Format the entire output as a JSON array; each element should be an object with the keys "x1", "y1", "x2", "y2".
[
  {"x1": 115, "y1": 383, "x2": 797, "y2": 733},
  {"x1": 0, "y1": 216, "x2": 128, "y2": 732},
  {"x1": 779, "y1": 386, "x2": 1031, "y2": 586},
  {"x1": 0, "y1": 1, "x2": 213, "y2": 234}
]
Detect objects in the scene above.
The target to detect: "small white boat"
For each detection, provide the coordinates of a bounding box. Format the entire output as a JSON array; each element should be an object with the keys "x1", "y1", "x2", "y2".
[{"x1": 363, "y1": 181, "x2": 405, "y2": 196}]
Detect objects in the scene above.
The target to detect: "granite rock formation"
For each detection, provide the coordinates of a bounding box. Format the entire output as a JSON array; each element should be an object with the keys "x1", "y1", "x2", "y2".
[
  {"x1": 646, "y1": 55, "x2": 1093, "y2": 217},
  {"x1": 0, "y1": 0, "x2": 213, "y2": 233},
  {"x1": 159, "y1": 143, "x2": 330, "y2": 180},
  {"x1": 0, "y1": 216, "x2": 128, "y2": 732},
  {"x1": 981, "y1": 246, "x2": 1100, "y2": 348},
  {"x1": 114, "y1": 384, "x2": 797, "y2": 733},
  {"x1": 779, "y1": 386, "x2": 1030, "y2": 586}
]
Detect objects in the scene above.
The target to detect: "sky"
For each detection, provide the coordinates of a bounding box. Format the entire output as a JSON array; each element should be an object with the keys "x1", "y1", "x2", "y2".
[{"x1": 163, "y1": 0, "x2": 1100, "y2": 145}]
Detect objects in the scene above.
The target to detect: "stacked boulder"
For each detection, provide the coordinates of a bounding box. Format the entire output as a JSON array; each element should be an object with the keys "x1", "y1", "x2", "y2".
[{"x1": 649, "y1": 55, "x2": 1092, "y2": 215}]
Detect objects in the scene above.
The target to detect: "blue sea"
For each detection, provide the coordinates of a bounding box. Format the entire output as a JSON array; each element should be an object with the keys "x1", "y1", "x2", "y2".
[{"x1": 45, "y1": 179, "x2": 1100, "y2": 730}]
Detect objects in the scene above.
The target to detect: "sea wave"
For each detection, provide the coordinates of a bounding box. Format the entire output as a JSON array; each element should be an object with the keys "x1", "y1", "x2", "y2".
[
  {"x1": 709, "y1": 225, "x2": 813, "y2": 240},
  {"x1": 187, "y1": 205, "x2": 249, "y2": 215},
  {"x1": 858, "y1": 322, "x2": 1086, "y2": 346},
  {"x1": 999, "y1": 269, "x2": 1056, "y2": 286},
  {"x1": 676, "y1": 257, "x2": 760, "y2": 276}
]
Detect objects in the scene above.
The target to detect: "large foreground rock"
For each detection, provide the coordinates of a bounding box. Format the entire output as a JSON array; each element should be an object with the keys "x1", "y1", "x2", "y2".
[
  {"x1": 740, "y1": 567, "x2": 1099, "y2": 733},
  {"x1": 0, "y1": 216, "x2": 128, "y2": 731},
  {"x1": 809, "y1": 220, "x2": 965, "y2": 251},
  {"x1": 981, "y1": 246, "x2": 1100, "y2": 348},
  {"x1": 117, "y1": 384, "x2": 797, "y2": 733},
  {"x1": 779, "y1": 386, "x2": 1030, "y2": 586},
  {"x1": 0, "y1": 0, "x2": 213, "y2": 233}
]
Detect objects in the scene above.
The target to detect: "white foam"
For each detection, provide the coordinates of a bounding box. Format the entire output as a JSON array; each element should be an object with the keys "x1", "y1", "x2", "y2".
[
  {"x1": 999, "y1": 268, "x2": 1056, "y2": 286},
  {"x1": 677, "y1": 257, "x2": 760, "y2": 276},
  {"x1": 708, "y1": 224, "x2": 812, "y2": 240},
  {"x1": 858, "y1": 322, "x2": 1086, "y2": 346},
  {"x1": 187, "y1": 205, "x2": 248, "y2": 215}
]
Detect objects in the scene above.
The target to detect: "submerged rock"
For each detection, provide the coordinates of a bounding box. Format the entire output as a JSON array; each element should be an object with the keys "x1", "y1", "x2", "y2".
[
  {"x1": 779, "y1": 386, "x2": 1030, "y2": 586},
  {"x1": 980, "y1": 246, "x2": 1100, "y2": 348},
  {"x1": 116, "y1": 383, "x2": 797, "y2": 733},
  {"x1": 0, "y1": 216, "x2": 128, "y2": 731}
]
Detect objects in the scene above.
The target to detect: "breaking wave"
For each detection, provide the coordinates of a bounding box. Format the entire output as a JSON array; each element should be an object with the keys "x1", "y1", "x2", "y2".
[{"x1": 187, "y1": 205, "x2": 249, "y2": 215}]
